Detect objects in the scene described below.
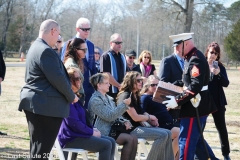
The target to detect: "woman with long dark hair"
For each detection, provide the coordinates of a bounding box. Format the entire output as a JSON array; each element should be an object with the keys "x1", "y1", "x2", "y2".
[
  {"x1": 204, "y1": 42, "x2": 230, "y2": 160},
  {"x1": 116, "y1": 71, "x2": 174, "y2": 160},
  {"x1": 63, "y1": 38, "x2": 86, "y2": 103}
]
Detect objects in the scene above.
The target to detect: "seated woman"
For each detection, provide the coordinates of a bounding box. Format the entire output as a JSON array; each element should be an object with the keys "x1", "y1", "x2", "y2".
[
  {"x1": 88, "y1": 73, "x2": 138, "y2": 160},
  {"x1": 58, "y1": 67, "x2": 115, "y2": 160},
  {"x1": 140, "y1": 75, "x2": 180, "y2": 159},
  {"x1": 116, "y1": 71, "x2": 174, "y2": 160}
]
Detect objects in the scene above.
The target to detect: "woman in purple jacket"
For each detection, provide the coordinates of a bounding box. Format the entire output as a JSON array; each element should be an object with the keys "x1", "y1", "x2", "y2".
[{"x1": 58, "y1": 67, "x2": 115, "y2": 160}]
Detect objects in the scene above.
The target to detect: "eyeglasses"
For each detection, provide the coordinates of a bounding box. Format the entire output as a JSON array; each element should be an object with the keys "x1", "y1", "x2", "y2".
[
  {"x1": 113, "y1": 42, "x2": 123, "y2": 45},
  {"x1": 144, "y1": 57, "x2": 150, "y2": 59},
  {"x1": 136, "y1": 78, "x2": 143, "y2": 83},
  {"x1": 210, "y1": 51, "x2": 218, "y2": 55},
  {"x1": 72, "y1": 77, "x2": 81, "y2": 82},
  {"x1": 76, "y1": 48, "x2": 88, "y2": 53},
  {"x1": 150, "y1": 84, "x2": 158, "y2": 87},
  {"x1": 128, "y1": 56, "x2": 135, "y2": 59},
  {"x1": 57, "y1": 41, "x2": 62, "y2": 43},
  {"x1": 94, "y1": 52, "x2": 100, "y2": 54},
  {"x1": 80, "y1": 28, "x2": 91, "y2": 32}
]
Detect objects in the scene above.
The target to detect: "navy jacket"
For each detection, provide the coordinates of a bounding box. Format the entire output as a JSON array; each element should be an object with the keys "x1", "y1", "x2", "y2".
[
  {"x1": 208, "y1": 64, "x2": 229, "y2": 109},
  {"x1": 158, "y1": 54, "x2": 183, "y2": 83}
]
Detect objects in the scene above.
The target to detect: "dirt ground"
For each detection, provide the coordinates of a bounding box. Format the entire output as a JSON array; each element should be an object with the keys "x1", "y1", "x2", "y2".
[{"x1": 0, "y1": 64, "x2": 239, "y2": 160}]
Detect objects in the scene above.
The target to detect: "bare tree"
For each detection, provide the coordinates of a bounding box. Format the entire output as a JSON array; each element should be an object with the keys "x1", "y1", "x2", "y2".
[{"x1": 1, "y1": 0, "x2": 14, "y2": 53}]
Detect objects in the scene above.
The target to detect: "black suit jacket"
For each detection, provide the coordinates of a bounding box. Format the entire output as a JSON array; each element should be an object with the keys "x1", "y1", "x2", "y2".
[
  {"x1": 208, "y1": 64, "x2": 229, "y2": 109},
  {"x1": 19, "y1": 38, "x2": 75, "y2": 118},
  {"x1": 0, "y1": 50, "x2": 6, "y2": 81},
  {"x1": 158, "y1": 54, "x2": 183, "y2": 83}
]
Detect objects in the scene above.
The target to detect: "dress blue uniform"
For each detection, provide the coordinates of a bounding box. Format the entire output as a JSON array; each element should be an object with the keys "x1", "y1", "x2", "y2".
[{"x1": 163, "y1": 33, "x2": 219, "y2": 160}]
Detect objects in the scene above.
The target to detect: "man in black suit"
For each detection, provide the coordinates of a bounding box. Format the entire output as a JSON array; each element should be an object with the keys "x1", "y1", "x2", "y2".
[
  {"x1": 0, "y1": 50, "x2": 6, "y2": 96},
  {"x1": 0, "y1": 50, "x2": 7, "y2": 136},
  {"x1": 19, "y1": 19, "x2": 78, "y2": 159},
  {"x1": 158, "y1": 46, "x2": 184, "y2": 127}
]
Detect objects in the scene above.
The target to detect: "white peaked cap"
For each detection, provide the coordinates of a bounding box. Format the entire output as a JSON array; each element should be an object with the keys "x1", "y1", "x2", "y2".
[{"x1": 169, "y1": 33, "x2": 194, "y2": 47}]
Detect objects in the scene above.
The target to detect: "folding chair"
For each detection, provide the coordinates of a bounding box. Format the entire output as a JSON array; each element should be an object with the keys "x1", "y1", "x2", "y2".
[
  {"x1": 49, "y1": 138, "x2": 89, "y2": 160},
  {"x1": 137, "y1": 138, "x2": 149, "y2": 160}
]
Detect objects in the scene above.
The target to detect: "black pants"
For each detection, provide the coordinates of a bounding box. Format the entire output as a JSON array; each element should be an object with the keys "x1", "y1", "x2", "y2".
[
  {"x1": 64, "y1": 136, "x2": 115, "y2": 160},
  {"x1": 212, "y1": 108, "x2": 230, "y2": 156},
  {"x1": 24, "y1": 110, "x2": 63, "y2": 160},
  {"x1": 168, "y1": 109, "x2": 180, "y2": 127}
]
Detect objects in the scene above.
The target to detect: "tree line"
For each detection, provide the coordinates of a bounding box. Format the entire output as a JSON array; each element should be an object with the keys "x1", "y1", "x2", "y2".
[{"x1": 0, "y1": 0, "x2": 239, "y2": 63}]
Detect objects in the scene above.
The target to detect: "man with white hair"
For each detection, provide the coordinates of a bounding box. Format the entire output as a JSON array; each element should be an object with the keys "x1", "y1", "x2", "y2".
[
  {"x1": 61, "y1": 17, "x2": 96, "y2": 108},
  {"x1": 19, "y1": 19, "x2": 78, "y2": 159}
]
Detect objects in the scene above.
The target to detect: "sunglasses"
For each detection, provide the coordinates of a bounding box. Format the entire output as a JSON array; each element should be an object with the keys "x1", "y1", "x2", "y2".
[
  {"x1": 210, "y1": 51, "x2": 218, "y2": 55},
  {"x1": 97, "y1": 75, "x2": 102, "y2": 84},
  {"x1": 76, "y1": 48, "x2": 88, "y2": 53},
  {"x1": 94, "y1": 52, "x2": 100, "y2": 54},
  {"x1": 150, "y1": 84, "x2": 158, "y2": 87},
  {"x1": 144, "y1": 56, "x2": 150, "y2": 59},
  {"x1": 80, "y1": 28, "x2": 91, "y2": 32},
  {"x1": 72, "y1": 77, "x2": 81, "y2": 81},
  {"x1": 57, "y1": 41, "x2": 62, "y2": 43},
  {"x1": 129, "y1": 56, "x2": 135, "y2": 59},
  {"x1": 113, "y1": 41, "x2": 123, "y2": 45},
  {"x1": 136, "y1": 78, "x2": 143, "y2": 83}
]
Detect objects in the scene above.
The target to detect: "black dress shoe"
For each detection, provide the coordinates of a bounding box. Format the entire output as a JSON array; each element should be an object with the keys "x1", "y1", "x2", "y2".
[{"x1": 223, "y1": 155, "x2": 231, "y2": 160}]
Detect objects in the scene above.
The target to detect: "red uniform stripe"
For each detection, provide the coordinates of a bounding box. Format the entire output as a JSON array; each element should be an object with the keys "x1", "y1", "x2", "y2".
[{"x1": 184, "y1": 118, "x2": 194, "y2": 160}]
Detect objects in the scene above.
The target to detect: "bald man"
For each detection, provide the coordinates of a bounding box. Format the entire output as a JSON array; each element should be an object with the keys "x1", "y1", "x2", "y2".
[
  {"x1": 100, "y1": 33, "x2": 126, "y2": 101},
  {"x1": 19, "y1": 19, "x2": 78, "y2": 159}
]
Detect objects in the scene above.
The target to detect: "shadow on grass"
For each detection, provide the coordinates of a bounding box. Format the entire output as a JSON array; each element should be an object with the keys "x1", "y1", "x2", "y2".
[{"x1": 0, "y1": 135, "x2": 29, "y2": 141}]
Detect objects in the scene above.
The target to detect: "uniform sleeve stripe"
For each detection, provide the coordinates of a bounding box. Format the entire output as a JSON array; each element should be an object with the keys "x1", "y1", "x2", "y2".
[{"x1": 184, "y1": 118, "x2": 194, "y2": 160}]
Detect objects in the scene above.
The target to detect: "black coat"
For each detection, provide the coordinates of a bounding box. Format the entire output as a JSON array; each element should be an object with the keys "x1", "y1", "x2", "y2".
[
  {"x1": 19, "y1": 38, "x2": 75, "y2": 118},
  {"x1": 0, "y1": 50, "x2": 6, "y2": 80},
  {"x1": 176, "y1": 48, "x2": 217, "y2": 118},
  {"x1": 208, "y1": 64, "x2": 229, "y2": 109}
]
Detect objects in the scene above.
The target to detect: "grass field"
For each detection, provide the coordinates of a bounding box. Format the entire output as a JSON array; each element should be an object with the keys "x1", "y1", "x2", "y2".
[{"x1": 0, "y1": 59, "x2": 239, "y2": 160}]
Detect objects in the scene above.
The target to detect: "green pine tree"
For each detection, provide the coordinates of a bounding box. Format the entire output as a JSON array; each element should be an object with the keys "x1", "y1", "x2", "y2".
[{"x1": 224, "y1": 19, "x2": 240, "y2": 63}]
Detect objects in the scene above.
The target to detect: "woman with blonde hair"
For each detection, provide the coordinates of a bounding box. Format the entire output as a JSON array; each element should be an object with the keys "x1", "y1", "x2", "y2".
[
  {"x1": 88, "y1": 73, "x2": 138, "y2": 160},
  {"x1": 116, "y1": 71, "x2": 174, "y2": 160},
  {"x1": 138, "y1": 50, "x2": 156, "y2": 78},
  {"x1": 140, "y1": 75, "x2": 180, "y2": 159}
]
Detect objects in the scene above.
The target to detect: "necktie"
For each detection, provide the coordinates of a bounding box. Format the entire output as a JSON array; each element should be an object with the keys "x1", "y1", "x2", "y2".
[{"x1": 180, "y1": 59, "x2": 184, "y2": 70}]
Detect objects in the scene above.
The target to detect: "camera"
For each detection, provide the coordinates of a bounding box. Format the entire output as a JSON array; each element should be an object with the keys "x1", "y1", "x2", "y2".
[{"x1": 212, "y1": 61, "x2": 218, "y2": 69}]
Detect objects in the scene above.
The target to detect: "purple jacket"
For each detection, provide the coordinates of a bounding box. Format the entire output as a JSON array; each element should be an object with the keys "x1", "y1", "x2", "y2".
[{"x1": 58, "y1": 102, "x2": 93, "y2": 148}]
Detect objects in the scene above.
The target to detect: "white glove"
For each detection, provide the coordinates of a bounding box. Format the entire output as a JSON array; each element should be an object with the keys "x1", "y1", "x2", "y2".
[{"x1": 162, "y1": 96, "x2": 178, "y2": 109}]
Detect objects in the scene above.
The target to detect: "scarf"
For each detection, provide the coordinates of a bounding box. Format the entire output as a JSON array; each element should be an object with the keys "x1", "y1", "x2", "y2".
[{"x1": 140, "y1": 62, "x2": 152, "y2": 77}]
